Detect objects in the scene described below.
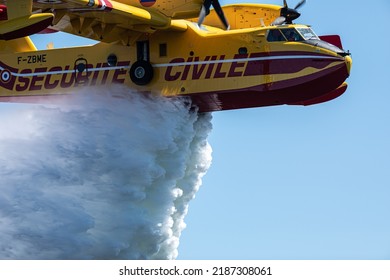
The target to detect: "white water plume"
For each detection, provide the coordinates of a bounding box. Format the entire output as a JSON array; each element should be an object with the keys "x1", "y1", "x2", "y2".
[{"x1": 0, "y1": 87, "x2": 212, "y2": 259}]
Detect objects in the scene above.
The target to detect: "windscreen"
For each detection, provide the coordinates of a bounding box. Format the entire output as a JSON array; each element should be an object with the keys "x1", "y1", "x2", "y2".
[{"x1": 296, "y1": 27, "x2": 319, "y2": 40}]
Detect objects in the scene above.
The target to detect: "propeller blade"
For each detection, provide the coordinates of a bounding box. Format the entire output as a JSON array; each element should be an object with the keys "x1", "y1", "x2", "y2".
[
  {"x1": 276, "y1": 0, "x2": 305, "y2": 24},
  {"x1": 197, "y1": 0, "x2": 212, "y2": 27},
  {"x1": 197, "y1": 6, "x2": 207, "y2": 27},
  {"x1": 198, "y1": 0, "x2": 230, "y2": 30},
  {"x1": 211, "y1": 0, "x2": 230, "y2": 30},
  {"x1": 294, "y1": 0, "x2": 306, "y2": 10},
  {"x1": 271, "y1": 16, "x2": 286, "y2": 26}
]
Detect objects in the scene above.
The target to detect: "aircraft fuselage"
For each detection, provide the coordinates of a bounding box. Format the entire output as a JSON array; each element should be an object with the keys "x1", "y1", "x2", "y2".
[{"x1": 0, "y1": 23, "x2": 352, "y2": 112}]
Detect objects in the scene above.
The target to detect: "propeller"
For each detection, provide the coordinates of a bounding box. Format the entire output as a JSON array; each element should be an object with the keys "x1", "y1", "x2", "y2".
[
  {"x1": 198, "y1": 0, "x2": 230, "y2": 30},
  {"x1": 271, "y1": 0, "x2": 306, "y2": 26}
]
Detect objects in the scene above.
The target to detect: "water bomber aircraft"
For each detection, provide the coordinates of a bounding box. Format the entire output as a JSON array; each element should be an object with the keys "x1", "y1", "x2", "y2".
[{"x1": 0, "y1": 0, "x2": 352, "y2": 112}]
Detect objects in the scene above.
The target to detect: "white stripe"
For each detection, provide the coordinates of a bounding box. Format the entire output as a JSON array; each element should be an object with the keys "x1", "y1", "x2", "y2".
[
  {"x1": 0, "y1": 55, "x2": 339, "y2": 78},
  {"x1": 0, "y1": 65, "x2": 130, "y2": 78},
  {"x1": 153, "y1": 55, "x2": 340, "y2": 68}
]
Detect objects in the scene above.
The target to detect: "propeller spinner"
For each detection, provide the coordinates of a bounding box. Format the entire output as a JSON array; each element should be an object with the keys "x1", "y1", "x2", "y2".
[
  {"x1": 197, "y1": 0, "x2": 230, "y2": 30},
  {"x1": 272, "y1": 0, "x2": 306, "y2": 26}
]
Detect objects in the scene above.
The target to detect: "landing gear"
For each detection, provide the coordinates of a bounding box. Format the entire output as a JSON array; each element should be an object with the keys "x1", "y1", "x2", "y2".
[
  {"x1": 129, "y1": 60, "x2": 154, "y2": 85},
  {"x1": 130, "y1": 40, "x2": 154, "y2": 85}
]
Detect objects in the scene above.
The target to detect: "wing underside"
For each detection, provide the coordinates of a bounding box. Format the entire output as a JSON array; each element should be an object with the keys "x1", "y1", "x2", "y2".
[
  {"x1": 37, "y1": 0, "x2": 187, "y2": 42},
  {"x1": 0, "y1": 0, "x2": 54, "y2": 40},
  {"x1": 0, "y1": 0, "x2": 188, "y2": 43}
]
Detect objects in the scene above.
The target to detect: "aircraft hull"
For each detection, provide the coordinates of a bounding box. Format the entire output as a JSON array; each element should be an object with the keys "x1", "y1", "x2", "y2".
[
  {"x1": 0, "y1": 23, "x2": 351, "y2": 112},
  {"x1": 0, "y1": 51, "x2": 351, "y2": 112},
  {"x1": 185, "y1": 54, "x2": 350, "y2": 112},
  {"x1": 0, "y1": 59, "x2": 349, "y2": 112}
]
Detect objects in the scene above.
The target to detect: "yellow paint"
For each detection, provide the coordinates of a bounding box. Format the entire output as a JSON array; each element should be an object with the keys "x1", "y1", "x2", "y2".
[{"x1": 0, "y1": 0, "x2": 352, "y2": 108}]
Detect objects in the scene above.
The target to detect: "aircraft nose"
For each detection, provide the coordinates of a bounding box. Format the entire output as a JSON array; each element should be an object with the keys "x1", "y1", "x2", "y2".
[{"x1": 345, "y1": 55, "x2": 352, "y2": 76}]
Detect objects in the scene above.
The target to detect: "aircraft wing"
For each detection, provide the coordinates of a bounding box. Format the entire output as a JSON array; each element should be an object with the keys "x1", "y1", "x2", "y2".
[
  {"x1": 31, "y1": 0, "x2": 188, "y2": 43},
  {"x1": 0, "y1": 0, "x2": 54, "y2": 40}
]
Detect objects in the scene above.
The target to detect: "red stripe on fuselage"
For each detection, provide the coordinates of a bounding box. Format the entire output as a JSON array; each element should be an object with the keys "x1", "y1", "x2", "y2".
[
  {"x1": 188, "y1": 62, "x2": 349, "y2": 112},
  {"x1": 164, "y1": 52, "x2": 342, "y2": 81},
  {"x1": 244, "y1": 54, "x2": 337, "y2": 76}
]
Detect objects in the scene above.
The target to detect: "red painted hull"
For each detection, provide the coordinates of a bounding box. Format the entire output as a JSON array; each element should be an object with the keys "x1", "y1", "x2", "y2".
[
  {"x1": 0, "y1": 51, "x2": 350, "y2": 113},
  {"x1": 190, "y1": 60, "x2": 350, "y2": 112}
]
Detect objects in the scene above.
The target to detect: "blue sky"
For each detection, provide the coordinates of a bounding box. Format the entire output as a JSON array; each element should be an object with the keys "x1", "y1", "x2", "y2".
[
  {"x1": 5, "y1": 0, "x2": 389, "y2": 259},
  {"x1": 178, "y1": 0, "x2": 390, "y2": 259}
]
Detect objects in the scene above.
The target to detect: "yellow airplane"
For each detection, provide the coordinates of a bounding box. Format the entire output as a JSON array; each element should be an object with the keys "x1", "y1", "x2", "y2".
[{"x1": 0, "y1": 0, "x2": 352, "y2": 112}]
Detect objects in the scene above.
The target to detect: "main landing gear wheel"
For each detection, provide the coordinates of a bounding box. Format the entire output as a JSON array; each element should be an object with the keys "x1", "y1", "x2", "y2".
[{"x1": 129, "y1": 60, "x2": 154, "y2": 85}]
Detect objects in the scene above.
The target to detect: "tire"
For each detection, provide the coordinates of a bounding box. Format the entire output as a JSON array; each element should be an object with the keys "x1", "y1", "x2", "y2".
[{"x1": 129, "y1": 60, "x2": 154, "y2": 85}]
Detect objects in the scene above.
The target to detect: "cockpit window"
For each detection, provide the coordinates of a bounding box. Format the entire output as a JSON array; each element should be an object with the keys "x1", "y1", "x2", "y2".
[
  {"x1": 267, "y1": 29, "x2": 286, "y2": 42},
  {"x1": 296, "y1": 27, "x2": 319, "y2": 40},
  {"x1": 281, "y1": 28, "x2": 303, "y2": 41},
  {"x1": 267, "y1": 28, "x2": 304, "y2": 42}
]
